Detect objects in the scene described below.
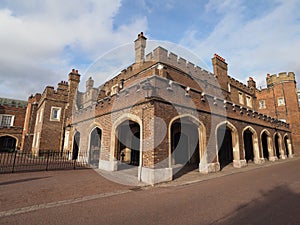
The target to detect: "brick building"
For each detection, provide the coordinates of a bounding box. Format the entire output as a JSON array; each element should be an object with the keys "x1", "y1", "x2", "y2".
[
  {"x1": 21, "y1": 71, "x2": 80, "y2": 155},
  {"x1": 0, "y1": 97, "x2": 27, "y2": 152},
  {"x1": 21, "y1": 33, "x2": 299, "y2": 185}
]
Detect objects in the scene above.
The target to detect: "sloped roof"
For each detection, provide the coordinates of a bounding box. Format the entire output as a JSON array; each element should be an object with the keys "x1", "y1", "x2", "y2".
[{"x1": 0, "y1": 97, "x2": 27, "y2": 108}]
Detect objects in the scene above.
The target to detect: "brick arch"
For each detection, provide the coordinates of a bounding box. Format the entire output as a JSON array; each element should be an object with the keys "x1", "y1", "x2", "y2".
[
  {"x1": 168, "y1": 114, "x2": 206, "y2": 170},
  {"x1": 110, "y1": 113, "x2": 143, "y2": 179},
  {"x1": 88, "y1": 126, "x2": 102, "y2": 167},
  {"x1": 87, "y1": 122, "x2": 104, "y2": 134},
  {"x1": 260, "y1": 129, "x2": 275, "y2": 161},
  {"x1": 242, "y1": 126, "x2": 261, "y2": 163},
  {"x1": 215, "y1": 121, "x2": 240, "y2": 168}
]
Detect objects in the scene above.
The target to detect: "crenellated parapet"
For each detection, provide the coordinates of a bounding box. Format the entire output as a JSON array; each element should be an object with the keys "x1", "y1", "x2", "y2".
[
  {"x1": 266, "y1": 72, "x2": 295, "y2": 87},
  {"x1": 40, "y1": 83, "x2": 69, "y2": 103},
  {"x1": 145, "y1": 46, "x2": 218, "y2": 84},
  {"x1": 228, "y1": 76, "x2": 255, "y2": 94}
]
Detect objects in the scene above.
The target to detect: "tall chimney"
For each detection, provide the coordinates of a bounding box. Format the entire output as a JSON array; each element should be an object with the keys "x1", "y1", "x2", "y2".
[
  {"x1": 212, "y1": 53, "x2": 228, "y2": 90},
  {"x1": 134, "y1": 32, "x2": 147, "y2": 64}
]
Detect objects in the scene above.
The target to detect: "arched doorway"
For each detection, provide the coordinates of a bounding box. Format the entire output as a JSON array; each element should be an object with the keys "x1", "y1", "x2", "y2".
[
  {"x1": 274, "y1": 133, "x2": 281, "y2": 159},
  {"x1": 261, "y1": 131, "x2": 269, "y2": 160},
  {"x1": 217, "y1": 124, "x2": 234, "y2": 170},
  {"x1": 243, "y1": 129, "x2": 254, "y2": 162},
  {"x1": 72, "y1": 131, "x2": 80, "y2": 160},
  {"x1": 170, "y1": 117, "x2": 200, "y2": 178},
  {"x1": 0, "y1": 136, "x2": 17, "y2": 152},
  {"x1": 89, "y1": 127, "x2": 102, "y2": 167},
  {"x1": 116, "y1": 120, "x2": 141, "y2": 169}
]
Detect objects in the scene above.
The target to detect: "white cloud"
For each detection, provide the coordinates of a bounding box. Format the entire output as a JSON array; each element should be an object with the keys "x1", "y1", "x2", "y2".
[
  {"x1": 0, "y1": 0, "x2": 147, "y2": 99},
  {"x1": 181, "y1": 0, "x2": 300, "y2": 88}
]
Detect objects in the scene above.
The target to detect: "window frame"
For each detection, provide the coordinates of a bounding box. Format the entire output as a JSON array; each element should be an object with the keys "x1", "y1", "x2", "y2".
[
  {"x1": 0, "y1": 114, "x2": 15, "y2": 127},
  {"x1": 259, "y1": 100, "x2": 266, "y2": 109},
  {"x1": 50, "y1": 107, "x2": 61, "y2": 121},
  {"x1": 278, "y1": 97, "x2": 285, "y2": 106},
  {"x1": 238, "y1": 92, "x2": 244, "y2": 105},
  {"x1": 246, "y1": 95, "x2": 252, "y2": 108}
]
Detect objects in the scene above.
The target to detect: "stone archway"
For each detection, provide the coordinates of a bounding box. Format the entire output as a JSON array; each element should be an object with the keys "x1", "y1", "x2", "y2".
[
  {"x1": 88, "y1": 127, "x2": 102, "y2": 167},
  {"x1": 169, "y1": 115, "x2": 206, "y2": 178},
  {"x1": 115, "y1": 120, "x2": 141, "y2": 168},
  {"x1": 261, "y1": 131, "x2": 269, "y2": 160},
  {"x1": 0, "y1": 135, "x2": 17, "y2": 152},
  {"x1": 170, "y1": 118, "x2": 199, "y2": 178},
  {"x1": 260, "y1": 129, "x2": 275, "y2": 161},
  {"x1": 216, "y1": 121, "x2": 240, "y2": 170},
  {"x1": 243, "y1": 126, "x2": 260, "y2": 164}
]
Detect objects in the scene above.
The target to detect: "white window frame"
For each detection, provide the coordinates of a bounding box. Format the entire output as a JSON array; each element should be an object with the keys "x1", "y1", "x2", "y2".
[
  {"x1": 239, "y1": 92, "x2": 244, "y2": 105},
  {"x1": 50, "y1": 107, "x2": 61, "y2": 121},
  {"x1": 246, "y1": 95, "x2": 252, "y2": 108},
  {"x1": 259, "y1": 100, "x2": 266, "y2": 109},
  {"x1": 0, "y1": 114, "x2": 15, "y2": 127},
  {"x1": 278, "y1": 97, "x2": 285, "y2": 106}
]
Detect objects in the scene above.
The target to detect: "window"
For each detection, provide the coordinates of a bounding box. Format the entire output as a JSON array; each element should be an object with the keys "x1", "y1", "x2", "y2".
[
  {"x1": 278, "y1": 97, "x2": 285, "y2": 106},
  {"x1": 239, "y1": 92, "x2": 244, "y2": 104},
  {"x1": 246, "y1": 95, "x2": 252, "y2": 108},
  {"x1": 259, "y1": 100, "x2": 266, "y2": 109},
  {"x1": 50, "y1": 107, "x2": 61, "y2": 121},
  {"x1": 0, "y1": 114, "x2": 14, "y2": 127}
]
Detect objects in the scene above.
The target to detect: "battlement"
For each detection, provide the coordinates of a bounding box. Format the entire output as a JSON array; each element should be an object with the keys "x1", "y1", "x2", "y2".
[
  {"x1": 57, "y1": 80, "x2": 69, "y2": 92},
  {"x1": 145, "y1": 46, "x2": 217, "y2": 83},
  {"x1": 228, "y1": 76, "x2": 255, "y2": 94},
  {"x1": 39, "y1": 83, "x2": 68, "y2": 105},
  {"x1": 266, "y1": 72, "x2": 295, "y2": 87}
]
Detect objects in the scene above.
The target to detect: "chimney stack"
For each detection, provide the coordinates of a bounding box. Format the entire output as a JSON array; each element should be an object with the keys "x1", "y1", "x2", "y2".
[
  {"x1": 134, "y1": 32, "x2": 147, "y2": 64},
  {"x1": 247, "y1": 77, "x2": 256, "y2": 88}
]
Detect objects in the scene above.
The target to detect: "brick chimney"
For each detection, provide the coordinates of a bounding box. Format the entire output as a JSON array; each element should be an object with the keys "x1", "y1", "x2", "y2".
[
  {"x1": 134, "y1": 32, "x2": 147, "y2": 63},
  {"x1": 212, "y1": 53, "x2": 228, "y2": 90},
  {"x1": 247, "y1": 77, "x2": 256, "y2": 88}
]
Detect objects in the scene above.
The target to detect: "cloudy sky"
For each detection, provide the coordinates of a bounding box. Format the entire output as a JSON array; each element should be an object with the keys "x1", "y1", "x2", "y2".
[{"x1": 0, "y1": 0, "x2": 300, "y2": 100}]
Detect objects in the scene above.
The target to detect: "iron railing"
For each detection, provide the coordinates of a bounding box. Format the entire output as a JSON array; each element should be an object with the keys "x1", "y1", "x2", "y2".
[{"x1": 0, "y1": 150, "x2": 88, "y2": 174}]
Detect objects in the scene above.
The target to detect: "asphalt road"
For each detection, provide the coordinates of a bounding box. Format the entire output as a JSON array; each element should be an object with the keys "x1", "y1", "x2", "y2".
[{"x1": 1, "y1": 159, "x2": 300, "y2": 225}]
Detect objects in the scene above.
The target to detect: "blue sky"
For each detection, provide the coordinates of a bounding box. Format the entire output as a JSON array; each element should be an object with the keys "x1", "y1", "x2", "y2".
[{"x1": 0, "y1": 0, "x2": 299, "y2": 100}]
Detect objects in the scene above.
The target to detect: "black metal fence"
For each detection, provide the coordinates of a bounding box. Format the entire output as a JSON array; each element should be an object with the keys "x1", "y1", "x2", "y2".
[{"x1": 0, "y1": 151, "x2": 88, "y2": 174}]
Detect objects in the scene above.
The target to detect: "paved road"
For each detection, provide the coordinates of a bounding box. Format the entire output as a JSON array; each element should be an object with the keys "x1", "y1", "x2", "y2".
[{"x1": 1, "y1": 159, "x2": 300, "y2": 225}]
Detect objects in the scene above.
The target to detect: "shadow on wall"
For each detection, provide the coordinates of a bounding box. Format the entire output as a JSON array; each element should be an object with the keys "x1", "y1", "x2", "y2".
[{"x1": 217, "y1": 185, "x2": 300, "y2": 225}]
